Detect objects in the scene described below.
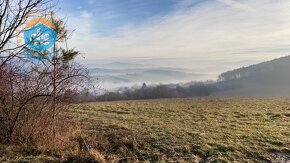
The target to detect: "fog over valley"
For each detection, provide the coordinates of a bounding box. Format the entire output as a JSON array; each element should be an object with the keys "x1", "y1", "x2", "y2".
[{"x1": 84, "y1": 57, "x2": 266, "y2": 91}]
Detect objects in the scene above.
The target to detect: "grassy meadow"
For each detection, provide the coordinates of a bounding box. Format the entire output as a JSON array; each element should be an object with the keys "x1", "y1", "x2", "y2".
[
  {"x1": 1, "y1": 98, "x2": 289, "y2": 162},
  {"x1": 66, "y1": 98, "x2": 290, "y2": 162}
]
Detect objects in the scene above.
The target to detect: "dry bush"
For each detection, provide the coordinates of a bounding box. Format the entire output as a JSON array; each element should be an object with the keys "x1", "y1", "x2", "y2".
[
  {"x1": 71, "y1": 124, "x2": 144, "y2": 162},
  {"x1": 89, "y1": 149, "x2": 106, "y2": 163},
  {"x1": 0, "y1": 0, "x2": 97, "y2": 161}
]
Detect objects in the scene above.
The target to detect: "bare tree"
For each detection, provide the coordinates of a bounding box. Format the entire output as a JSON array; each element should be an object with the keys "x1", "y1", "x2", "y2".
[
  {"x1": 0, "y1": 0, "x2": 52, "y2": 67},
  {"x1": 0, "y1": 60, "x2": 52, "y2": 143},
  {"x1": 0, "y1": 57, "x2": 88, "y2": 144},
  {"x1": 0, "y1": 1, "x2": 91, "y2": 145}
]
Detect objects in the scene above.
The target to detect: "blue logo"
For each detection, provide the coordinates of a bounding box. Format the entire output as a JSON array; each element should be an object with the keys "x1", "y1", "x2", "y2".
[
  {"x1": 21, "y1": 16, "x2": 60, "y2": 62},
  {"x1": 24, "y1": 23, "x2": 57, "y2": 51}
]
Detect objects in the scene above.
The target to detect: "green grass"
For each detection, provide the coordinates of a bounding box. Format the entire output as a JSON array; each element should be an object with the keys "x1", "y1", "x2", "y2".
[{"x1": 67, "y1": 98, "x2": 290, "y2": 162}]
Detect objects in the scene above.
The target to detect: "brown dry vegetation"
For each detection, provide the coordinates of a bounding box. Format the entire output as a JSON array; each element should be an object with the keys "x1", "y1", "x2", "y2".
[
  {"x1": 1, "y1": 98, "x2": 290, "y2": 162},
  {"x1": 66, "y1": 98, "x2": 290, "y2": 162}
]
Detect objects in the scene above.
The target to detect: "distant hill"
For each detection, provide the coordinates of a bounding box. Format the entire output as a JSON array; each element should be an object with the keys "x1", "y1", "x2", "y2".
[
  {"x1": 89, "y1": 62, "x2": 208, "y2": 90},
  {"x1": 92, "y1": 68, "x2": 204, "y2": 84},
  {"x1": 212, "y1": 55, "x2": 290, "y2": 97},
  {"x1": 97, "y1": 62, "x2": 151, "y2": 69}
]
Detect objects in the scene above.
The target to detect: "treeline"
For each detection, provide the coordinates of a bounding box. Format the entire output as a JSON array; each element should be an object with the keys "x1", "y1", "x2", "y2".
[{"x1": 94, "y1": 82, "x2": 216, "y2": 101}]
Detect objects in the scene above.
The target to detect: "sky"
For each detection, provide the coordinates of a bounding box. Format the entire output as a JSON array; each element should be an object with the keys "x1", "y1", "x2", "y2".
[{"x1": 57, "y1": 0, "x2": 290, "y2": 73}]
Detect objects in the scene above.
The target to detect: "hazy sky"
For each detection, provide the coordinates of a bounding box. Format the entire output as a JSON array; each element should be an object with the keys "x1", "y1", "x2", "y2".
[{"x1": 58, "y1": 0, "x2": 290, "y2": 69}]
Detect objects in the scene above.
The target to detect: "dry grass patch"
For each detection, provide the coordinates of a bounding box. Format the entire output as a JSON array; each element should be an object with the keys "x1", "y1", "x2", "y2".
[{"x1": 67, "y1": 98, "x2": 290, "y2": 162}]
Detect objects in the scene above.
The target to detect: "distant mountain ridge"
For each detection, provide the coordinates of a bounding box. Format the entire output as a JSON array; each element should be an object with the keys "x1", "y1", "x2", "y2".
[
  {"x1": 96, "y1": 62, "x2": 151, "y2": 69},
  {"x1": 89, "y1": 63, "x2": 208, "y2": 90}
]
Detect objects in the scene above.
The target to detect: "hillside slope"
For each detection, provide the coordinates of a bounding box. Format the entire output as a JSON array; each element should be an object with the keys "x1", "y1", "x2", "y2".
[{"x1": 213, "y1": 55, "x2": 290, "y2": 97}]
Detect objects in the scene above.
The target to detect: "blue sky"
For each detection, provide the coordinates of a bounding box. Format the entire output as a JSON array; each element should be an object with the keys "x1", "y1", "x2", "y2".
[
  {"x1": 56, "y1": 0, "x2": 290, "y2": 75},
  {"x1": 59, "y1": 0, "x2": 179, "y2": 36}
]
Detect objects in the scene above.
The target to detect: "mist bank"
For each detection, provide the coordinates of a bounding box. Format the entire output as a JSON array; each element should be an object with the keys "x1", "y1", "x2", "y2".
[{"x1": 78, "y1": 55, "x2": 290, "y2": 101}]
